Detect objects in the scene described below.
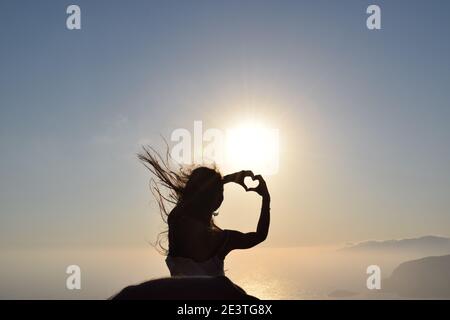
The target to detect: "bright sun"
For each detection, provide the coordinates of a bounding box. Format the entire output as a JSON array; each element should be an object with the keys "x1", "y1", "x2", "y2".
[{"x1": 224, "y1": 121, "x2": 279, "y2": 176}]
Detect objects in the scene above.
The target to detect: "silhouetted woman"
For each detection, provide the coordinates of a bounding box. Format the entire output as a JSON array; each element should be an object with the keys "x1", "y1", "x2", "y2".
[{"x1": 138, "y1": 147, "x2": 271, "y2": 277}]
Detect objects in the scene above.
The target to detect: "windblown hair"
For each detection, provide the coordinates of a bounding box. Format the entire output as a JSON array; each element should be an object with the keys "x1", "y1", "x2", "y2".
[{"x1": 138, "y1": 145, "x2": 222, "y2": 254}]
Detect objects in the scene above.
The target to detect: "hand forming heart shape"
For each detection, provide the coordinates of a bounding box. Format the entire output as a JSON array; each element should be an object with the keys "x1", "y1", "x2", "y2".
[
  {"x1": 223, "y1": 170, "x2": 269, "y2": 197},
  {"x1": 243, "y1": 176, "x2": 260, "y2": 190},
  {"x1": 223, "y1": 170, "x2": 254, "y2": 191}
]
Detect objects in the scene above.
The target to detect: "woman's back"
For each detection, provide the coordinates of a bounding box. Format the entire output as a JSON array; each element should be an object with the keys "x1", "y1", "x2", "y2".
[
  {"x1": 166, "y1": 216, "x2": 228, "y2": 276},
  {"x1": 169, "y1": 215, "x2": 227, "y2": 260}
]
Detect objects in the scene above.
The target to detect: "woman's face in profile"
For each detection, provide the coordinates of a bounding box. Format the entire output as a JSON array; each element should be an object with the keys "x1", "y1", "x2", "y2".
[
  {"x1": 213, "y1": 186, "x2": 224, "y2": 211},
  {"x1": 205, "y1": 182, "x2": 223, "y2": 214}
]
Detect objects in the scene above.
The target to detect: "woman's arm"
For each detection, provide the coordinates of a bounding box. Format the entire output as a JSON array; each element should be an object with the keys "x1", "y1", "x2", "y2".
[
  {"x1": 255, "y1": 190, "x2": 270, "y2": 241},
  {"x1": 221, "y1": 175, "x2": 271, "y2": 256}
]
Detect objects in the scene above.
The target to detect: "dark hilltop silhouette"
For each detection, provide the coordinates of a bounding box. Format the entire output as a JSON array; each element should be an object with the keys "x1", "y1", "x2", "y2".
[
  {"x1": 383, "y1": 254, "x2": 450, "y2": 298},
  {"x1": 111, "y1": 276, "x2": 257, "y2": 300}
]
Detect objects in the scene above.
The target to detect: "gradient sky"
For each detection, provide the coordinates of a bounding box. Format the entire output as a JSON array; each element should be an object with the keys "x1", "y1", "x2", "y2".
[{"x1": 1, "y1": 0, "x2": 450, "y2": 249}]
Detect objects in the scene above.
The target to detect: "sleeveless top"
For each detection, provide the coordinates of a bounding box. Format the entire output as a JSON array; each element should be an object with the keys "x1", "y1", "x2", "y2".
[{"x1": 166, "y1": 230, "x2": 229, "y2": 277}]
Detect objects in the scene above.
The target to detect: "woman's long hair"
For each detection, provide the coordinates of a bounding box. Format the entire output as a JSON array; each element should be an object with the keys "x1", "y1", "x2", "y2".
[{"x1": 138, "y1": 144, "x2": 222, "y2": 254}]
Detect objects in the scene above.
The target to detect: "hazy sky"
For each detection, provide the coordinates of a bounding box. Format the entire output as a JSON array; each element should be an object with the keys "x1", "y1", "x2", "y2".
[{"x1": 1, "y1": 0, "x2": 450, "y2": 249}]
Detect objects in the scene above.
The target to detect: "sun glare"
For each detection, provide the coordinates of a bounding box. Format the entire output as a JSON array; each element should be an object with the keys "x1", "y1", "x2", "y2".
[{"x1": 225, "y1": 121, "x2": 279, "y2": 175}]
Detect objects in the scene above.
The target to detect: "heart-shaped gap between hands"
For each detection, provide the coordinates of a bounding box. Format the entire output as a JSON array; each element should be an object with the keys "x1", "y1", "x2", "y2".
[{"x1": 244, "y1": 176, "x2": 260, "y2": 190}]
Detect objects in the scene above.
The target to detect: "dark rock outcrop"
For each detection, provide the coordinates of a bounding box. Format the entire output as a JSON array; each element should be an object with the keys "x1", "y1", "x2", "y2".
[
  {"x1": 111, "y1": 276, "x2": 257, "y2": 300},
  {"x1": 383, "y1": 255, "x2": 450, "y2": 298}
]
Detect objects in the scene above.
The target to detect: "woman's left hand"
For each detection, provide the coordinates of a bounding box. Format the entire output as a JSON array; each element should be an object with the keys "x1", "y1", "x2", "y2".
[{"x1": 247, "y1": 174, "x2": 269, "y2": 198}]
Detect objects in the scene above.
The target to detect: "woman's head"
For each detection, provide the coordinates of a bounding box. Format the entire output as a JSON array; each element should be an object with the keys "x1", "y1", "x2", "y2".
[
  {"x1": 181, "y1": 167, "x2": 223, "y2": 217},
  {"x1": 137, "y1": 145, "x2": 223, "y2": 253}
]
